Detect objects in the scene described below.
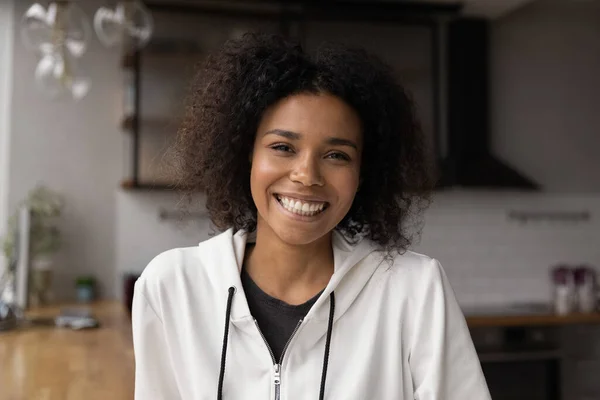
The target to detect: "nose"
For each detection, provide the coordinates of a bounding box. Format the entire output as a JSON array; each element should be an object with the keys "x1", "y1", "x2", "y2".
[{"x1": 290, "y1": 154, "x2": 324, "y2": 187}]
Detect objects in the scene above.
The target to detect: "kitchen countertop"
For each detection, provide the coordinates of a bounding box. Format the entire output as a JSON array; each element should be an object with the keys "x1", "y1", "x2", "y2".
[
  {"x1": 0, "y1": 301, "x2": 134, "y2": 400},
  {"x1": 463, "y1": 303, "x2": 600, "y2": 327}
]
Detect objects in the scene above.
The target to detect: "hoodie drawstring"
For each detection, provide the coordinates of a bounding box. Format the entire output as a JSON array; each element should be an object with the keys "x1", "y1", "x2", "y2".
[
  {"x1": 319, "y1": 291, "x2": 335, "y2": 400},
  {"x1": 217, "y1": 287, "x2": 235, "y2": 400},
  {"x1": 217, "y1": 287, "x2": 336, "y2": 400}
]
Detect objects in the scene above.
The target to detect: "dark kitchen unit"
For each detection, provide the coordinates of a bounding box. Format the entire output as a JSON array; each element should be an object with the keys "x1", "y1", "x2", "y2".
[
  {"x1": 466, "y1": 305, "x2": 600, "y2": 400},
  {"x1": 471, "y1": 325, "x2": 561, "y2": 400},
  {"x1": 441, "y1": 18, "x2": 539, "y2": 190}
]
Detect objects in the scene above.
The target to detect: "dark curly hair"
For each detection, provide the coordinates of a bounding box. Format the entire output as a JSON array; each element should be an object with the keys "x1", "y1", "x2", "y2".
[{"x1": 171, "y1": 32, "x2": 434, "y2": 253}]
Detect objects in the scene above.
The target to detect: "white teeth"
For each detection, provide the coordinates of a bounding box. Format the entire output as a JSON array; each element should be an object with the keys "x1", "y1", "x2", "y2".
[{"x1": 277, "y1": 195, "x2": 327, "y2": 217}]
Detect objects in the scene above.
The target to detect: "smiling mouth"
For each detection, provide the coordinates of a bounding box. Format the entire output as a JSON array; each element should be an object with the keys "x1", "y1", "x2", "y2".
[{"x1": 275, "y1": 194, "x2": 329, "y2": 217}]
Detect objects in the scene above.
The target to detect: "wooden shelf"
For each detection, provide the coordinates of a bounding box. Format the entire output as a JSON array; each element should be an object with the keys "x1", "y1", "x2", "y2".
[
  {"x1": 121, "y1": 39, "x2": 204, "y2": 68},
  {"x1": 120, "y1": 180, "x2": 179, "y2": 191},
  {"x1": 466, "y1": 312, "x2": 600, "y2": 328},
  {"x1": 121, "y1": 116, "x2": 177, "y2": 132},
  {"x1": 120, "y1": 180, "x2": 199, "y2": 192}
]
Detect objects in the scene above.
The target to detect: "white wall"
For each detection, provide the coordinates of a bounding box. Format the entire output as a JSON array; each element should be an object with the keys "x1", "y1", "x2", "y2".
[
  {"x1": 490, "y1": 0, "x2": 600, "y2": 192},
  {"x1": 0, "y1": 0, "x2": 14, "y2": 278},
  {"x1": 414, "y1": 190, "x2": 600, "y2": 308},
  {"x1": 115, "y1": 191, "x2": 211, "y2": 285},
  {"x1": 8, "y1": 0, "x2": 124, "y2": 299}
]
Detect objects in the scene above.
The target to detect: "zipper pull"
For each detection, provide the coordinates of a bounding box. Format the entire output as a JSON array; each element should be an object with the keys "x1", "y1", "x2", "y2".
[
  {"x1": 273, "y1": 364, "x2": 281, "y2": 385},
  {"x1": 273, "y1": 364, "x2": 281, "y2": 400}
]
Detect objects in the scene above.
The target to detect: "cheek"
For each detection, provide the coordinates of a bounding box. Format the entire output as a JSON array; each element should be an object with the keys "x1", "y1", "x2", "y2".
[
  {"x1": 250, "y1": 152, "x2": 284, "y2": 200},
  {"x1": 330, "y1": 168, "x2": 361, "y2": 205},
  {"x1": 252, "y1": 155, "x2": 280, "y2": 179}
]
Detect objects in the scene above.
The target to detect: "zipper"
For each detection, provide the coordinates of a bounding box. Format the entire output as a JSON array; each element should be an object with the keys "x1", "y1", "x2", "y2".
[
  {"x1": 273, "y1": 364, "x2": 281, "y2": 400},
  {"x1": 254, "y1": 319, "x2": 303, "y2": 400}
]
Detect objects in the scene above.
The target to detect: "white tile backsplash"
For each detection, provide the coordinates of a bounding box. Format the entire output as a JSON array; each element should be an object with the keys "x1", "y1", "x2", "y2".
[
  {"x1": 412, "y1": 190, "x2": 600, "y2": 308},
  {"x1": 116, "y1": 189, "x2": 600, "y2": 310}
]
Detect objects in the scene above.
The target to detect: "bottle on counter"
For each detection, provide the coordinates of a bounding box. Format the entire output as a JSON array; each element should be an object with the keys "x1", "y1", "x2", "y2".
[
  {"x1": 551, "y1": 264, "x2": 575, "y2": 315},
  {"x1": 574, "y1": 265, "x2": 597, "y2": 313}
]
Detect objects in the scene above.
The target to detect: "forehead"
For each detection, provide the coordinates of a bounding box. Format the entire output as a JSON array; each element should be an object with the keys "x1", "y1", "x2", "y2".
[{"x1": 258, "y1": 93, "x2": 362, "y2": 142}]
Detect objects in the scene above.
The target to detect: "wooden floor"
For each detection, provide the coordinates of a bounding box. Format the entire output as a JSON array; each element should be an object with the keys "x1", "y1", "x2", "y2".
[{"x1": 0, "y1": 301, "x2": 134, "y2": 400}]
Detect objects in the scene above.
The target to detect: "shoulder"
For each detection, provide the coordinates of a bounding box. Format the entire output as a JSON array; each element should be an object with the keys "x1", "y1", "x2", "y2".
[
  {"x1": 377, "y1": 248, "x2": 443, "y2": 278},
  {"x1": 136, "y1": 229, "x2": 235, "y2": 297},
  {"x1": 135, "y1": 246, "x2": 201, "y2": 300},
  {"x1": 371, "y1": 249, "x2": 450, "y2": 298}
]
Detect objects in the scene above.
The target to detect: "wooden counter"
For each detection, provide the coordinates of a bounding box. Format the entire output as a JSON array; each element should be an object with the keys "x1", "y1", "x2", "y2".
[
  {"x1": 1, "y1": 299, "x2": 599, "y2": 399},
  {"x1": 466, "y1": 312, "x2": 600, "y2": 328},
  {"x1": 0, "y1": 301, "x2": 134, "y2": 400}
]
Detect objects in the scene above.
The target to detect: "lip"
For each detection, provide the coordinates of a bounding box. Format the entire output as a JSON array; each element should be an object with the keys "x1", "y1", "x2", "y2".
[
  {"x1": 274, "y1": 192, "x2": 329, "y2": 204},
  {"x1": 273, "y1": 195, "x2": 327, "y2": 222}
]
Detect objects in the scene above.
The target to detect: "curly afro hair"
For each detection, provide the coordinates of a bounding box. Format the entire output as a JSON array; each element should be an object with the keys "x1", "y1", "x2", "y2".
[{"x1": 171, "y1": 32, "x2": 434, "y2": 253}]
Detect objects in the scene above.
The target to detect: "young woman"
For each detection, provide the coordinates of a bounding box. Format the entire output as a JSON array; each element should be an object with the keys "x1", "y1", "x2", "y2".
[{"x1": 132, "y1": 33, "x2": 491, "y2": 399}]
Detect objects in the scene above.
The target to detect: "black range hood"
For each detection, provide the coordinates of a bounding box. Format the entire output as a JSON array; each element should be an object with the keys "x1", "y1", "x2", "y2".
[{"x1": 438, "y1": 18, "x2": 539, "y2": 190}]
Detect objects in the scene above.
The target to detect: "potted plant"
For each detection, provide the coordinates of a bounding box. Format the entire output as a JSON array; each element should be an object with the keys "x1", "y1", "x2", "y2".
[
  {"x1": 1, "y1": 185, "x2": 65, "y2": 306},
  {"x1": 75, "y1": 276, "x2": 96, "y2": 303}
]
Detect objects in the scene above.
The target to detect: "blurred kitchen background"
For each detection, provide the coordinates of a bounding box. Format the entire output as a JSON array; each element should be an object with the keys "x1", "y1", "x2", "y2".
[{"x1": 0, "y1": 0, "x2": 599, "y2": 399}]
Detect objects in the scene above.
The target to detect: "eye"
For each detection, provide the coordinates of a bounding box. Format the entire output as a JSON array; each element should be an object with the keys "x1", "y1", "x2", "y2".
[
  {"x1": 326, "y1": 152, "x2": 351, "y2": 162},
  {"x1": 270, "y1": 143, "x2": 294, "y2": 153}
]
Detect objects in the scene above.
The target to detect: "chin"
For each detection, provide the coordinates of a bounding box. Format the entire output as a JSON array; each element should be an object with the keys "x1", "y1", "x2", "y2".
[{"x1": 272, "y1": 225, "x2": 330, "y2": 247}]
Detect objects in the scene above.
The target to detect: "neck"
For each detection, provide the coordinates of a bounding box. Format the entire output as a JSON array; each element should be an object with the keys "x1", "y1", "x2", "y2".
[{"x1": 244, "y1": 223, "x2": 334, "y2": 305}]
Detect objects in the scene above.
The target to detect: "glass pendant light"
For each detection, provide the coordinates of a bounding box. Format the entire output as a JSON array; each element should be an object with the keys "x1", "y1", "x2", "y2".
[
  {"x1": 21, "y1": 1, "x2": 91, "y2": 100},
  {"x1": 21, "y1": 1, "x2": 90, "y2": 58},
  {"x1": 34, "y1": 50, "x2": 91, "y2": 101},
  {"x1": 94, "y1": 1, "x2": 154, "y2": 50}
]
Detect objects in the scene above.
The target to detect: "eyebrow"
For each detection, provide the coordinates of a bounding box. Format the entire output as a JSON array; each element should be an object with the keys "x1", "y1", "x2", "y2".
[
  {"x1": 265, "y1": 129, "x2": 300, "y2": 140},
  {"x1": 264, "y1": 129, "x2": 358, "y2": 150},
  {"x1": 326, "y1": 137, "x2": 358, "y2": 150}
]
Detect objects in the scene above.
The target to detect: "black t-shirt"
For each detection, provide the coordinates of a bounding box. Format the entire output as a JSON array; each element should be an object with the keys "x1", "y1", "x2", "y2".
[{"x1": 241, "y1": 268, "x2": 322, "y2": 362}]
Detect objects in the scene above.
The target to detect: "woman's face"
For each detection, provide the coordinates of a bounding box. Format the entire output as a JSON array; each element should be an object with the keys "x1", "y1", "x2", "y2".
[{"x1": 250, "y1": 93, "x2": 362, "y2": 246}]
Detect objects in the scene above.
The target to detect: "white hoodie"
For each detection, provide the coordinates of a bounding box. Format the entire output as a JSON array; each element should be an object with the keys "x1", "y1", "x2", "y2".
[{"x1": 132, "y1": 229, "x2": 491, "y2": 399}]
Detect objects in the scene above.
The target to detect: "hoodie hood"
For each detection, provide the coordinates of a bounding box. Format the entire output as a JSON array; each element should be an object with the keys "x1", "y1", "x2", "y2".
[
  {"x1": 209, "y1": 228, "x2": 385, "y2": 400},
  {"x1": 199, "y1": 228, "x2": 383, "y2": 328}
]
